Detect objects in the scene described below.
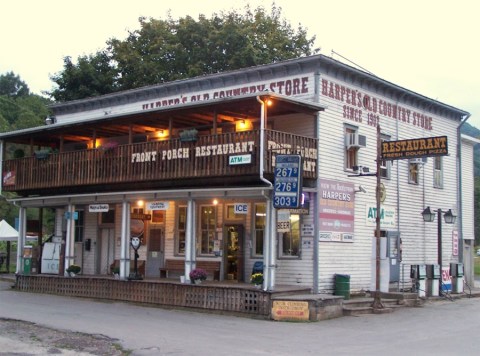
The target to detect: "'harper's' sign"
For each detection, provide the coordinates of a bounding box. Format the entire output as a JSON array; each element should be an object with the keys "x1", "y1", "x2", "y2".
[{"x1": 381, "y1": 136, "x2": 448, "y2": 160}]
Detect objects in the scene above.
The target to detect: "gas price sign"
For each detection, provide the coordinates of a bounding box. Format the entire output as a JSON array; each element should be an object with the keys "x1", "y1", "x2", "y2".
[{"x1": 273, "y1": 155, "x2": 302, "y2": 209}]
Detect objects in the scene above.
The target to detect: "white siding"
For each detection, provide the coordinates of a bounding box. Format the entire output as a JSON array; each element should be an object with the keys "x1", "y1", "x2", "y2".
[
  {"x1": 461, "y1": 138, "x2": 476, "y2": 240},
  {"x1": 315, "y1": 74, "x2": 461, "y2": 292}
]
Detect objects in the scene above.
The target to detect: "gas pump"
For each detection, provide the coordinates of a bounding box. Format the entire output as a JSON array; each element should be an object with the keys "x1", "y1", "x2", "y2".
[
  {"x1": 426, "y1": 264, "x2": 440, "y2": 297},
  {"x1": 450, "y1": 263, "x2": 464, "y2": 293},
  {"x1": 410, "y1": 264, "x2": 427, "y2": 297}
]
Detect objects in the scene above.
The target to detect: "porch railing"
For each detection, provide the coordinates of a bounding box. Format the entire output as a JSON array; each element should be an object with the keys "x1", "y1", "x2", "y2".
[
  {"x1": 2, "y1": 130, "x2": 317, "y2": 192},
  {"x1": 15, "y1": 275, "x2": 272, "y2": 317}
]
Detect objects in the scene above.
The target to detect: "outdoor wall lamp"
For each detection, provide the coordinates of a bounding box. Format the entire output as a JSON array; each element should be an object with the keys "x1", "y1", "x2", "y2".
[
  {"x1": 421, "y1": 207, "x2": 456, "y2": 224},
  {"x1": 421, "y1": 206, "x2": 457, "y2": 280}
]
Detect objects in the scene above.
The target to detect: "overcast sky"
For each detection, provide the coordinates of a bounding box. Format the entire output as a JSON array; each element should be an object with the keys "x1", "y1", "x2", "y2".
[{"x1": 1, "y1": 0, "x2": 478, "y2": 128}]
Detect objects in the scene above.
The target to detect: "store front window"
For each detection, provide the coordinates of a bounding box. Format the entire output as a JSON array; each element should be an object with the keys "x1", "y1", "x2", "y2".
[
  {"x1": 279, "y1": 214, "x2": 301, "y2": 258},
  {"x1": 253, "y1": 203, "x2": 266, "y2": 257},
  {"x1": 176, "y1": 205, "x2": 187, "y2": 255},
  {"x1": 200, "y1": 205, "x2": 217, "y2": 255}
]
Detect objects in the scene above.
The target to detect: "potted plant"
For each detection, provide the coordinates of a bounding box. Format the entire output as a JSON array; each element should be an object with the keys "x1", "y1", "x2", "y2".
[
  {"x1": 189, "y1": 268, "x2": 207, "y2": 284},
  {"x1": 250, "y1": 273, "x2": 263, "y2": 287},
  {"x1": 66, "y1": 264, "x2": 81, "y2": 277}
]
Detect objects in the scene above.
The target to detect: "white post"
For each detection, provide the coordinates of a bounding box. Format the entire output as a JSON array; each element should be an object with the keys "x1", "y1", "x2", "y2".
[
  {"x1": 16, "y1": 207, "x2": 27, "y2": 274},
  {"x1": 64, "y1": 204, "x2": 76, "y2": 273},
  {"x1": 185, "y1": 199, "x2": 196, "y2": 282},
  {"x1": 120, "y1": 200, "x2": 131, "y2": 279}
]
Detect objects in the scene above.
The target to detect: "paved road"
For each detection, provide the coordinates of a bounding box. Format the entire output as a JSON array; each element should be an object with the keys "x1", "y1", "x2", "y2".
[{"x1": 1, "y1": 279, "x2": 479, "y2": 355}]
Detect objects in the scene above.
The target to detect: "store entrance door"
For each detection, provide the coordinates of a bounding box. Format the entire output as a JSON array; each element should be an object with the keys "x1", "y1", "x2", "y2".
[
  {"x1": 224, "y1": 225, "x2": 244, "y2": 282},
  {"x1": 98, "y1": 228, "x2": 115, "y2": 275}
]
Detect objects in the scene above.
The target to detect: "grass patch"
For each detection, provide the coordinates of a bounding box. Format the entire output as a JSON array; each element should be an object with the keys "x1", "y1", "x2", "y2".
[{"x1": 475, "y1": 257, "x2": 480, "y2": 276}]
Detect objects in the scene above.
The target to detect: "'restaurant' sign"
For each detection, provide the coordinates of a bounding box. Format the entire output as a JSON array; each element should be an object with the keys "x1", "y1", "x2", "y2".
[{"x1": 381, "y1": 136, "x2": 448, "y2": 160}]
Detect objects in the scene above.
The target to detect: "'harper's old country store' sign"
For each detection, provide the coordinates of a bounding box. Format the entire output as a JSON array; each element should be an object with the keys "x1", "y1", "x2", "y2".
[{"x1": 381, "y1": 136, "x2": 448, "y2": 160}]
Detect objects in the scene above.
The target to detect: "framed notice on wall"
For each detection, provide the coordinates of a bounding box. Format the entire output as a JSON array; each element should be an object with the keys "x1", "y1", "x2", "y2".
[{"x1": 152, "y1": 210, "x2": 165, "y2": 224}]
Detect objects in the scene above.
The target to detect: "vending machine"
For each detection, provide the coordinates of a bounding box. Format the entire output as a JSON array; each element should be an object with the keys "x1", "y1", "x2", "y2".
[
  {"x1": 410, "y1": 264, "x2": 427, "y2": 297},
  {"x1": 450, "y1": 263, "x2": 464, "y2": 294},
  {"x1": 426, "y1": 264, "x2": 440, "y2": 297}
]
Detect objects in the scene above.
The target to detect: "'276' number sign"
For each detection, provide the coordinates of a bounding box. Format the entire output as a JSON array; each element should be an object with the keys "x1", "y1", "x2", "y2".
[{"x1": 273, "y1": 155, "x2": 303, "y2": 209}]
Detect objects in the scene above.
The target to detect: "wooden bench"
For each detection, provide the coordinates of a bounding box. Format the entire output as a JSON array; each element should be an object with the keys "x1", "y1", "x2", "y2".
[{"x1": 160, "y1": 259, "x2": 220, "y2": 281}]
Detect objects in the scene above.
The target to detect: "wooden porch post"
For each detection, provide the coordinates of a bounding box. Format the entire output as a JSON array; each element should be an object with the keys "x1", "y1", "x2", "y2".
[
  {"x1": 120, "y1": 200, "x2": 131, "y2": 280},
  {"x1": 185, "y1": 199, "x2": 196, "y2": 282}
]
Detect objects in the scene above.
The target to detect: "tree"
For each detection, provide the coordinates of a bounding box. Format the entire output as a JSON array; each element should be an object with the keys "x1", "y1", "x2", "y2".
[
  {"x1": 0, "y1": 93, "x2": 49, "y2": 130},
  {"x1": 0, "y1": 72, "x2": 30, "y2": 97},
  {"x1": 49, "y1": 3, "x2": 318, "y2": 101},
  {"x1": 49, "y1": 52, "x2": 118, "y2": 102}
]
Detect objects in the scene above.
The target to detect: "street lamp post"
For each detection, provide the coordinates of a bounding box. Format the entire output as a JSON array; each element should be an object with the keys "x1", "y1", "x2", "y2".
[{"x1": 421, "y1": 207, "x2": 456, "y2": 292}]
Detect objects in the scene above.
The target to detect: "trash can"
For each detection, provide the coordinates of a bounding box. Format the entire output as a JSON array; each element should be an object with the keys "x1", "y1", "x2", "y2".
[{"x1": 334, "y1": 274, "x2": 350, "y2": 300}]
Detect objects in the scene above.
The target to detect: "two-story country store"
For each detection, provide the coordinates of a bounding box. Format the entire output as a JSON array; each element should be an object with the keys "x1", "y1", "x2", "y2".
[{"x1": 0, "y1": 54, "x2": 475, "y2": 316}]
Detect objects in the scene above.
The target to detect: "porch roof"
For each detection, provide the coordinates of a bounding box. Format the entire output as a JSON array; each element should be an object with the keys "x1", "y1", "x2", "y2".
[{"x1": 0, "y1": 92, "x2": 325, "y2": 146}]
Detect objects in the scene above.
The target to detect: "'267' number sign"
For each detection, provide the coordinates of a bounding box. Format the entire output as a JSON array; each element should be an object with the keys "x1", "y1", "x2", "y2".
[{"x1": 273, "y1": 155, "x2": 303, "y2": 209}]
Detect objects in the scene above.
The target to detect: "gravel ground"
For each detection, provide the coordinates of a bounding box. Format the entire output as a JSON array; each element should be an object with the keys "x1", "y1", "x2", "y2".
[{"x1": 0, "y1": 318, "x2": 131, "y2": 355}]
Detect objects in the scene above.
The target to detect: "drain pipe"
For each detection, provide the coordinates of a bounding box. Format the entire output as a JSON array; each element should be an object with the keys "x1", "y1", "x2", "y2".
[
  {"x1": 457, "y1": 113, "x2": 471, "y2": 268},
  {"x1": 256, "y1": 96, "x2": 273, "y2": 189},
  {"x1": 257, "y1": 96, "x2": 275, "y2": 291}
]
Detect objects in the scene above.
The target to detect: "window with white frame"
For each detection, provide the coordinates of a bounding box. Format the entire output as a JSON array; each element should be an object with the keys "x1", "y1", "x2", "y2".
[
  {"x1": 433, "y1": 156, "x2": 443, "y2": 188},
  {"x1": 175, "y1": 205, "x2": 187, "y2": 255},
  {"x1": 279, "y1": 214, "x2": 301, "y2": 258},
  {"x1": 253, "y1": 203, "x2": 266, "y2": 257},
  {"x1": 344, "y1": 126, "x2": 359, "y2": 170},
  {"x1": 379, "y1": 134, "x2": 391, "y2": 179},
  {"x1": 408, "y1": 159, "x2": 421, "y2": 184},
  {"x1": 200, "y1": 205, "x2": 217, "y2": 255}
]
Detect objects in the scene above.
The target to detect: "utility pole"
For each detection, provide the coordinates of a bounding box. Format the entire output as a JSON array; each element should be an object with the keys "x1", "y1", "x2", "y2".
[{"x1": 372, "y1": 123, "x2": 384, "y2": 310}]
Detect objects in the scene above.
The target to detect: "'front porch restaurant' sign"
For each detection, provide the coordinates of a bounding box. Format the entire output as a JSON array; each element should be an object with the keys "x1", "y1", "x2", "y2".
[
  {"x1": 130, "y1": 139, "x2": 317, "y2": 173},
  {"x1": 381, "y1": 136, "x2": 448, "y2": 160}
]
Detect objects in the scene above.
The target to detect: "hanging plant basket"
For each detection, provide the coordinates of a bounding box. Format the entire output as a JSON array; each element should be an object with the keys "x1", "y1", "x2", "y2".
[
  {"x1": 34, "y1": 150, "x2": 51, "y2": 160},
  {"x1": 179, "y1": 129, "x2": 198, "y2": 142}
]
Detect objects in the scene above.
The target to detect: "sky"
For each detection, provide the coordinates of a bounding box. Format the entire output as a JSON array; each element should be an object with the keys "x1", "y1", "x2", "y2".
[{"x1": 1, "y1": 0, "x2": 479, "y2": 127}]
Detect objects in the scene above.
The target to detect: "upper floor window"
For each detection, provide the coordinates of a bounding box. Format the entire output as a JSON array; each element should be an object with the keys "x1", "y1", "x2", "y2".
[
  {"x1": 345, "y1": 127, "x2": 358, "y2": 170},
  {"x1": 344, "y1": 126, "x2": 366, "y2": 170},
  {"x1": 379, "y1": 134, "x2": 391, "y2": 179},
  {"x1": 408, "y1": 159, "x2": 422, "y2": 184},
  {"x1": 200, "y1": 205, "x2": 217, "y2": 255},
  {"x1": 433, "y1": 156, "x2": 443, "y2": 188}
]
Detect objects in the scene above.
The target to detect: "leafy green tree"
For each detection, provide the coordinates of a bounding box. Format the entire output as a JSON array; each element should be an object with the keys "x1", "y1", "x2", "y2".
[
  {"x1": 49, "y1": 3, "x2": 318, "y2": 101},
  {"x1": 49, "y1": 52, "x2": 117, "y2": 102},
  {"x1": 0, "y1": 71, "x2": 30, "y2": 97}
]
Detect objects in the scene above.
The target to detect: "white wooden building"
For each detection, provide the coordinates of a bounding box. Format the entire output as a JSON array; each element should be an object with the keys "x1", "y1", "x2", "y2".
[{"x1": 1, "y1": 54, "x2": 474, "y2": 295}]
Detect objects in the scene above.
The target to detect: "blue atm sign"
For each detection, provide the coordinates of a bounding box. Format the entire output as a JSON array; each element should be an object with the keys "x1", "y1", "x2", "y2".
[{"x1": 273, "y1": 155, "x2": 302, "y2": 209}]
